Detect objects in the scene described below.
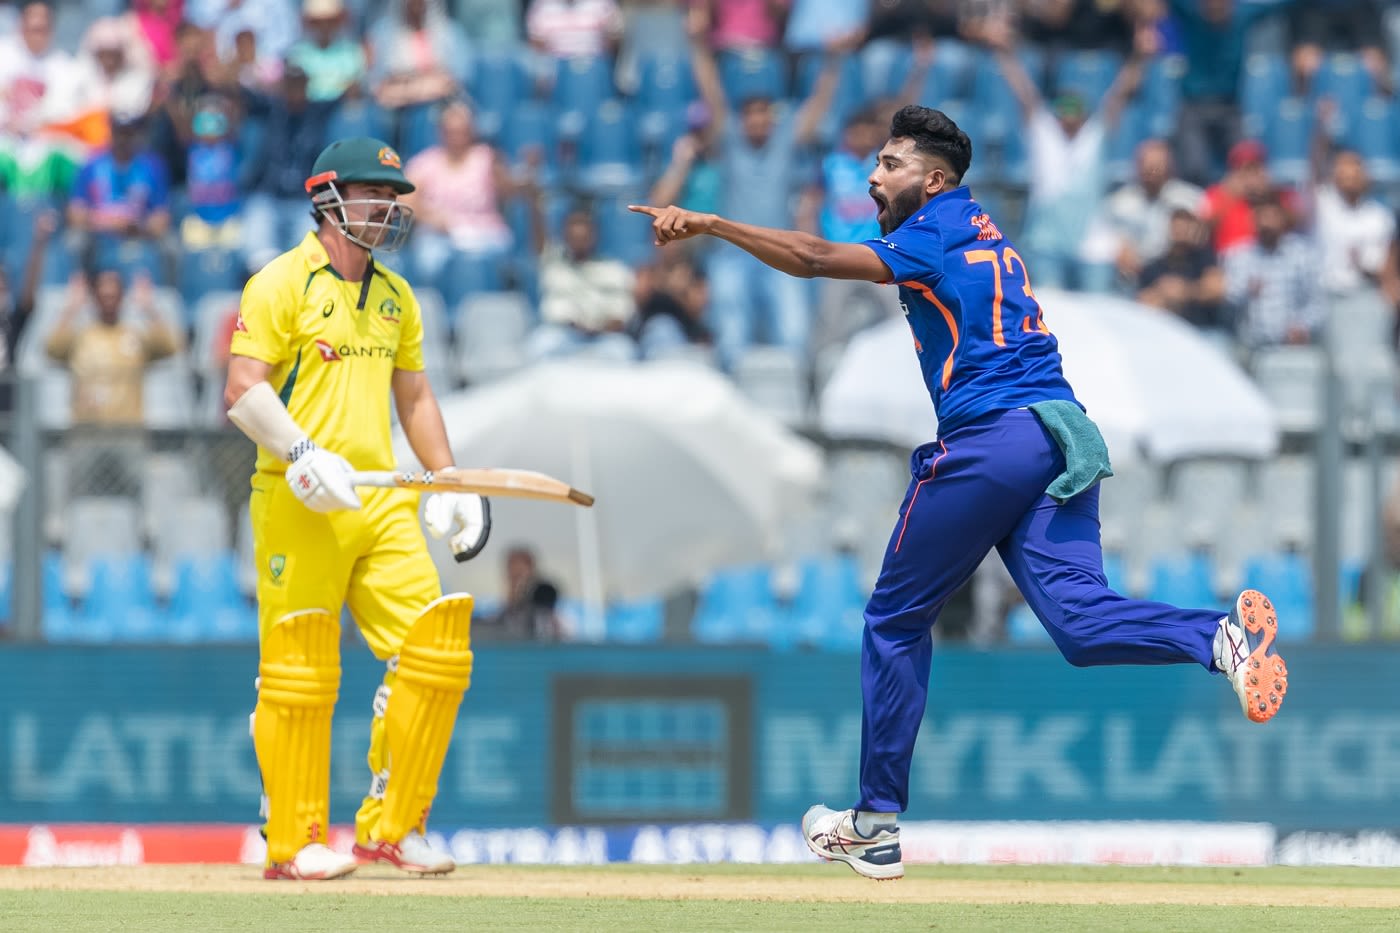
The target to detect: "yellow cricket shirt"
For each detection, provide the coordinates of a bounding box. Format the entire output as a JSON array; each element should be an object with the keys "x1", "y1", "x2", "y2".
[{"x1": 230, "y1": 231, "x2": 425, "y2": 475}]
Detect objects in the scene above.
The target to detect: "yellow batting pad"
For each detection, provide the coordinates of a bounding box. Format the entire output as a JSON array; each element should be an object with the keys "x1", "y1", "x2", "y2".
[
  {"x1": 254, "y1": 609, "x2": 341, "y2": 865},
  {"x1": 372, "y1": 594, "x2": 473, "y2": 844}
]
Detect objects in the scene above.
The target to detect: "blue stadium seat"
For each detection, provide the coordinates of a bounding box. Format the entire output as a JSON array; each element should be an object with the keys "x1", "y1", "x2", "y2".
[
  {"x1": 576, "y1": 100, "x2": 643, "y2": 194},
  {"x1": 397, "y1": 101, "x2": 441, "y2": 159},
  {"x1": 636, "y1": 49, "x2": 696, "y2": 115},
  {"x1": 1105, "y1": 103, "x2": 1146, "y2": 186},
  {"x1": 178, "y1": 247, "x2": 243, "y2": 310},
  {"x1": 1142, "y1": 54, "x2": 1184, "y2": 138},
  {"x1": 325, "y1": 99, "x2": 388, "y2": 148},
  {"x1": 84, "y1": 554, "x2": 162, "y2": 642},
  {"x1": 168, "y1": 553, "x2": 257, "y2": 643},
  {"x1": 435, "y1": 251, "x2": 503, "y2": 309},
  {"x1": 1241, "y1": 551, "x2": 1314, "y2": 641},
  {"x1": 4, "y1": 198, "x2": 70, "y2": 286},
  {"x1": 502, "y1": 99, "x2": 558, "y2": 161},
  {"x1": 552, "y1": 56, "x2": 616, "y2": 141},
  {"x1": 795, "y1": 52, "x2": 866, "y2": 144},
  {"x1": 1347, "y1": 96, "x2": 1398, "y2": 183},
  {"x1": 635, "y1": 50, "x2": 695, "y2": 152},
  {"x1": 1052, "y1": 49, "x2": 1123, "y2": 102},
  {"x1": 471, "y1": 49, "x2": 530, "y2": 140},
  {"x1": 605, "y1": 597, "x2": 665, "y2": 644},
  {"x1": 1312, "y1": 53, "x2": 1374, "y2": 122},
  {"x1": 717, "y1": 47, "x2": 786, "y2": 103},
  {"x1": 595, "y1": 196, "x2": 656, "y2": 267},
  {"x1": 501, "y1": 100, "x2": 560, "y2": 188},
  {"x1": 41, "y1": 551, "x2": 83, "y2": 642},
  {"x1": 692, "y1": 564, "x2": 778, "y2": 644},
  {"x1": 1265, "y1": 97, "x2": 1312, "y2": 186},
  {"x1": 1148, "y1": 551, "x2": 1217, "y2": 608},
  {"x1": 970, "y1": 55, "x2": 1032, "y2": 147},
  {"x1": 786, "y1": 553, "x2": 867, "y2": 651},
  {"x1": 91, "y1": 236, "x2": 165, "y2": 285},
  {"x1": 1240, "y1": 54, "x2": 1288, "y2": 137}
]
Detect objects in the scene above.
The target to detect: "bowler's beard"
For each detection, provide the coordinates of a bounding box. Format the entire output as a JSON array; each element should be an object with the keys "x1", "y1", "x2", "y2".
[{"x1": 880, "y1": 182, "x2": 927, "y2": 235}]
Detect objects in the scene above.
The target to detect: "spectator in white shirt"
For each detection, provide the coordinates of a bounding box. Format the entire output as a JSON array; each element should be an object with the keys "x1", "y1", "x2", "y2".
[
  {"x1": 527, "y1": 0, "x2": 624, "y2": 59},
  {"x1": 1312, "y1": 148, "x2": 1395, "y2": 295},
  {"x1": 527, "y1": 207, "x2": 637, "y2": 361},
  {"x1": 0, "y1": 1, "x2": 77, "y2": 139},
  {"x1": 986, "y1": 17, "x2": 1148, "y2": 292},
  {"x1": 1224, "y1": 191, "x2": 1325, "y2": 350},
  {"x1": 1103, "y1": 139, "x2": 1205, "y2": 289},
  {"x1": 80, "y1": 17, "x2": 158, "y2": 125}
]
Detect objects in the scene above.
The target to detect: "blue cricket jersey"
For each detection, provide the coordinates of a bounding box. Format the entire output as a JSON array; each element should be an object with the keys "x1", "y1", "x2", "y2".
[{"x1": 863, "y1": 186, "x2": 1079, "y2": 435}]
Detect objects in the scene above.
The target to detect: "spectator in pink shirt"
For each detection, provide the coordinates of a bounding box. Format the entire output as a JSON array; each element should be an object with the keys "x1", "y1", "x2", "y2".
[
  {"x1": 133, "y1": 0, "x2": 185, "y2": 73},
  {"x1": 527, "y1": 0, "x2": 624, "y2": 59},
  {"x1": 401, "y1": 100, "x2": 534, "y2": 285},
  {"x1": 692, "y1": 0, "x2": 789, "y2": 51}
]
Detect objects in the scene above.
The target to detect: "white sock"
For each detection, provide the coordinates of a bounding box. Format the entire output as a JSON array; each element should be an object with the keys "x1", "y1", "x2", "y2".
[{"x1": 853, "y1": 810, "x2": 897, "y2": 837}]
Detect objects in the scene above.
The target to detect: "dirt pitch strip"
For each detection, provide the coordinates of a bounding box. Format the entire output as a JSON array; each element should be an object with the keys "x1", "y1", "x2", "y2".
[{"x1": 1, "y1": 864, "x2": 1397, "y2": 909}]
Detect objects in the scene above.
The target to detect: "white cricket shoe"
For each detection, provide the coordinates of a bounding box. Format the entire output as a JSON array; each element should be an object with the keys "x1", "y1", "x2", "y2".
[
  {"x1": 1214, "y1": 588, "x2": 1289, "y2": 723},
  {"x1": 802, "y1": 805, "x2": 903, "y2": 880},
  {"x1": 353, "y1": 831, "x2": 456, "y2": 875},
  {"x1": 264, "y1": 842, "x2": 358, "y2": 880}
]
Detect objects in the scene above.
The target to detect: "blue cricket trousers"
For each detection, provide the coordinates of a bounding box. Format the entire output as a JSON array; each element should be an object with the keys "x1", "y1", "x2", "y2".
[{"x1": 857, "y1": 409, "x2": 1223, "y2": 813}]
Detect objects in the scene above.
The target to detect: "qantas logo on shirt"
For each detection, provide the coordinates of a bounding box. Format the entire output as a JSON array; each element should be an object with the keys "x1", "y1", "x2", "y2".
[
  {"x1": 314, "y1": 339, "x2": 396, "y2": 362},
  {"x1": 971, "y1": 213, "x2": 1004, "y2": 241},
  {"x1": 234, "y1": 312, "x2": 248, "y2": 333}
]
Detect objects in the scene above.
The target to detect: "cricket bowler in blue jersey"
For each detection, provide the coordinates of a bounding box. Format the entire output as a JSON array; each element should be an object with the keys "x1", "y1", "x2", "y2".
[{"x1": 631, "y1": 105, "x2": 1289, "y2": 881}]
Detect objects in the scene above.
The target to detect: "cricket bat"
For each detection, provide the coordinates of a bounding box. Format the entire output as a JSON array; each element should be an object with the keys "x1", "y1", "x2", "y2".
[{"x1": 349, "y1": 467, "x2": 595, "y2": 507}]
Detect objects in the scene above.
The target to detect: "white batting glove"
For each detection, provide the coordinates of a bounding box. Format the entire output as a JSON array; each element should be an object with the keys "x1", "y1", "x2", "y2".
[
  {"x1": 424, "y1": 491, "x2": 492, "y2": 562},
  {"x1": 285, "y1": 437, "x2": 361, "y2": 513}
]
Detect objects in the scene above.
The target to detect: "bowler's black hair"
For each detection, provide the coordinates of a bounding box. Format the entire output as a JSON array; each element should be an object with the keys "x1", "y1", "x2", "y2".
[{"x1": 889, "y1": 105, "x2": 973, "y2": 184}]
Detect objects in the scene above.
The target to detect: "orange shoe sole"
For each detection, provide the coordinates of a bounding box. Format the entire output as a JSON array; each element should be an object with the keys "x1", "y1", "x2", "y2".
[{"x1": 1236, "y1": 589, "x2": 1288, "y2": 723}]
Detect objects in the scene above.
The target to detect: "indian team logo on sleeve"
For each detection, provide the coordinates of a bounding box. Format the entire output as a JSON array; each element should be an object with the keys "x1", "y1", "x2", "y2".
[
  {"x1": 377, "y1": 147, "x2": 402, "y2": 168},
  {"x1": 970, "y1": 213, "x2": 1004, "y2": 241}
]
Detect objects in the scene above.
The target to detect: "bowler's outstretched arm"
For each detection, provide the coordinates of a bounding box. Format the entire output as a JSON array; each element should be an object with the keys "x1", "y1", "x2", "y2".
[{"x1": 628, "y1": 204, "x2": 893, "y2": 282}]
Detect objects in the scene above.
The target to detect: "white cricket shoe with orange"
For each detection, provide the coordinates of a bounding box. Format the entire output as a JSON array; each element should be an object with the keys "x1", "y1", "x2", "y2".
[
  {"x1": 1215, "y1": 588, "x2": 1289, "y2": 723},
  {"x1": 353, "y1": 831, "x2": 456, "y2": 875},
  {"x1": 802, "y1": 805, "x2": 903, "y2": 880},
  {"x1": 264, "y1": 842, "x2": 358, "y2": 880}
]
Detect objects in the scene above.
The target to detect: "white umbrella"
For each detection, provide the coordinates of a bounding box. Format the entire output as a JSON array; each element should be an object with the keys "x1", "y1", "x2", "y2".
[
  {"x1": 819, "y1": 289, "x2": 1279, "y2": 463},
  {"x1": 394, "y1": 360, "x2": 825, "y2": 635}
]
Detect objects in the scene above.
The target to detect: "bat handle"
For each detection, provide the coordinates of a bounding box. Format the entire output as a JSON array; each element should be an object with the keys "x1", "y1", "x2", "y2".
[{"x1": 347, "y1": 471, "x2": 401, "y2": 489}]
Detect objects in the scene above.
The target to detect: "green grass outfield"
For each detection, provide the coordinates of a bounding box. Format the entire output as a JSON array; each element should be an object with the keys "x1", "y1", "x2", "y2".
[{"x1": 1, "y1": 863, "x2": 1396, "y2": 933}]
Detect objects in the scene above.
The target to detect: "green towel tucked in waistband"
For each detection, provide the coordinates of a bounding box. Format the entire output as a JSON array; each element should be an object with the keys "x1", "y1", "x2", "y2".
[{"x1": 1028, "y1": 400, "x2": 1114, "y2": 505}]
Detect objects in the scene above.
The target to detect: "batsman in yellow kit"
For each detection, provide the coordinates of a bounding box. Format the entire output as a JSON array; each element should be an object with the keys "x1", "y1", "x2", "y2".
[{"x1": 223, "y1": 136, "x2": 490, "y2": 880}]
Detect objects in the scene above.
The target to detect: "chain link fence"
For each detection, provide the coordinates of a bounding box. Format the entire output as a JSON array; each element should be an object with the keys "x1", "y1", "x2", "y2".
[{"x1": 5, "y1": 367, "x2": 1400, "y2": 645}]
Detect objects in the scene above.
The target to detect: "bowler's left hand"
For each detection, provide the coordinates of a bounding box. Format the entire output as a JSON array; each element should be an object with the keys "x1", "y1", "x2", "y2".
[
  {"x1": 628, "y1": 203, "x2": 716, "y2": 246},
  {"x1": 425, "y1": 492, "x2": 492, "y2": 562}
]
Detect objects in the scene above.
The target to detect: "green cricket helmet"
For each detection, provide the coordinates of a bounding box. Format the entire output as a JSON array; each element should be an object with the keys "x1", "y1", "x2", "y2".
[{"x1": 304, "y1": 137, "x2": 415, "y2": 252}]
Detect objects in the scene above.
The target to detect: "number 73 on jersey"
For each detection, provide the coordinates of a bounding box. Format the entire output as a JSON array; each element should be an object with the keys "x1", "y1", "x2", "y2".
[{"x1": 965, "y1": 245, "x2": 1051, "y2": 346}]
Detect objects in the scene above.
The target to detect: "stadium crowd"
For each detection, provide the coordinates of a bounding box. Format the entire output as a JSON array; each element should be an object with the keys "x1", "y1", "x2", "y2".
[{"x1": 2, "y1": 0, "x2": 1399, "y2": 645}]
